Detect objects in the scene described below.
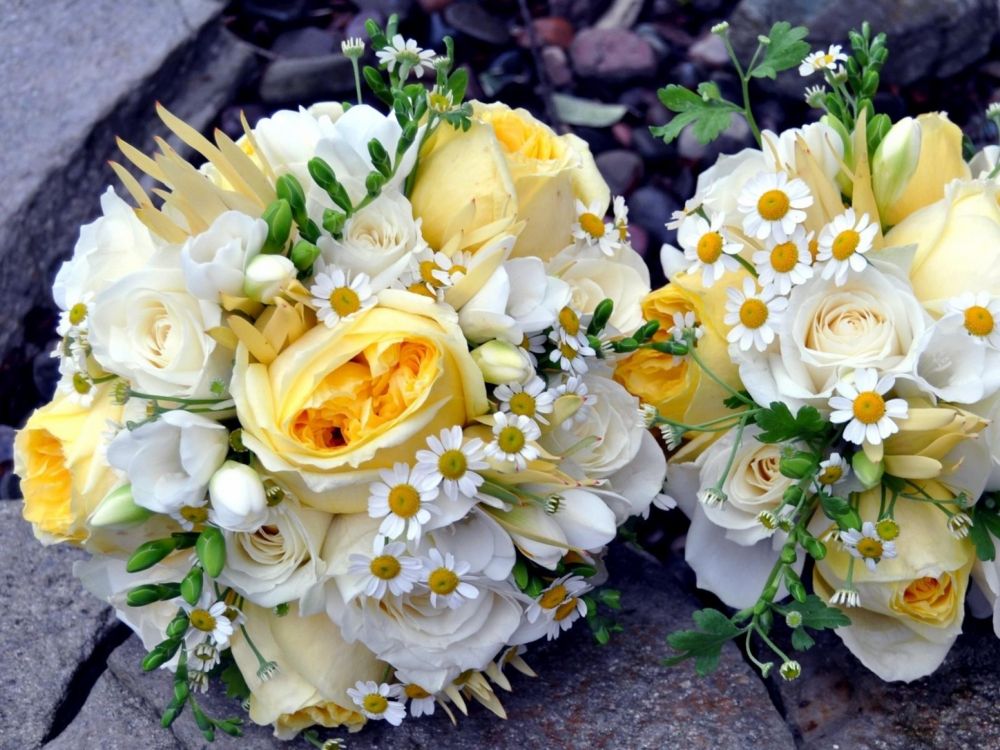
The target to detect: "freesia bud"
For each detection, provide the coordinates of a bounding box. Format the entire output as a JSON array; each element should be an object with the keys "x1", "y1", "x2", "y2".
[
  {"x1": 872, "y1": 116, "x2": 921, "y2": 221},
  {"x1": 88, "y1": 484, "x2": 151, "y2": 528},
  {"x1": 470, "y1": 340, "x2": 533, "y2": 384},
  {"x1": 243, "y1": 254, "x2": 296, "y2": 303},
  {"x1": 208, "y1": 461, "x2": 269, "y2": 533}
]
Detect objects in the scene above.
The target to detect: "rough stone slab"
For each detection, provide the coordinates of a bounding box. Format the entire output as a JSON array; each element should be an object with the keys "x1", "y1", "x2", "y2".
[
  {"x1": 107, "y1": 546, "x2": 795, "y2": 749},
  {"x1": 0, "y1": 503, "x2": 116, "y2": 749},
  {"x1": 776, "y1": 624, "x2": 1000, "y2": 749}
]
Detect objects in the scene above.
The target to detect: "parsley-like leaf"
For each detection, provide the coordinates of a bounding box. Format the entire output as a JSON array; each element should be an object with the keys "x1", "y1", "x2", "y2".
[
  {"x1": 781, "y1": 595, "x2": 851, "y2": 630},
  {"x1": 970, "y1": 502, "x2": 1000, "y2": 561},
  {"x1": 754, "y1": 402, "x2": 827, "y2": 443},
  {"x1": 664, "y1": 608, "x2": 743, "y2": 675},
  {"x1": 750, "y1": 22, "x2": 810, "y2": 80},
  {"x1": 651, "y1": 84, "x2": 742, "y2": 145},
  {"x1": 723, "y1": 390, "x2": 753, "y2": 410},
  {"x1": 221, "y1": 661, "x2": 250, "y2": 701},
  {"x1": 790, "y1": 627, "x2": 816, "y2": 651}
]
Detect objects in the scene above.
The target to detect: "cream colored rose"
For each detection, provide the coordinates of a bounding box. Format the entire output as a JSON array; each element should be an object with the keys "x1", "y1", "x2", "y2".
[{"x1": 693, "y1": 147, "x2": 768, "y2": 222}]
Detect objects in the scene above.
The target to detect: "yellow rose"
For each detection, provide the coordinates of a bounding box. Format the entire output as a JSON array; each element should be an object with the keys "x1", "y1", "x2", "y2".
[
  {"x1": 812, "y1": 487, "x2": 973, "y2": 681},
  {"x1": 232, "y1": 291, "x2": 489, "y2": 512},
  {"x1": 614, "y1": 270, "x2": 743, "y2": 428},
  {"x1": 885, "y1": 179, "x2": 1000, "y2": 307},
  {"x1": 410, "y1": 102, "x2": 608, "y2": 260},
  {"x1": 877, "y1": 113, "x2": 970, "y2": 227},
  {"x1": 231, "y1": 601, "x2": 381, "y2": 739},
  {"x1": 14, "y1": 385, "x2": 124, "y2": 545}
]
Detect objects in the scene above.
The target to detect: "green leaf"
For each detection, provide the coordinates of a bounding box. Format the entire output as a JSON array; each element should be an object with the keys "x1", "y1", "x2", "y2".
[
  {"x1": 750, "y1": 22, "x2": 810, "y2": 80},
  {"x1": 971, "y1": 502, "x2": 1000, "y2": 561},
  {"x1": 969, "y1": 520, "x2": 996, "y2": 562},
  {"x1": 723, "y1": 390, "x2": 753, "y2": 410},
  {"x1": 790, "y1": 627, "x2": 816, "y2": 651},
  {"x1": 651, "y1": 84, "x2": 741, "y2": 145},
  {"x1": 664, "y1": 608, "x2": 743, "y2": 675},
  {"x1": 551, "y1": 93, "x2": 627, "y2": 128},
  {"x1": 754, "y1": 402, "x2": 827, "y2": 443},
  {"x1": 781, "y1": 595, "x2": 851, "y2": 630},
  {"x1": 221, "y1": 661, "x2": 251, "y2": 701},
  {"x1": 513, "y1": 558, "x2": 530, "y2": 591}
]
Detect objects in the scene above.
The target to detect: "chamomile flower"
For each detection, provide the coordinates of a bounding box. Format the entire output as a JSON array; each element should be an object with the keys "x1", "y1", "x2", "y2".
[
  {"x1": 544, "y1": 589, "x2": 588, "y2": 639},
  {"x1": 495, "y1": 376, "x2": 556, "y2": 425},
  {"x1": 556, "y1": 375, "x2": 598, "y2": 429},
  {"x1": 752, "y1": 226, "x2": 813, "y2": 294},
  {"x1": 368, "y1": 463, "x2": 440, "y2": 543},
  {"x1": 348, "y1": 541, "x2": 422, "y2": 599},
  {"x1": 310, "y1": 268, "x2": 375, "y2": 327},
  {"x1": 612, "y1": 195, "x2": 630, "y2": 242},
  {"x1": 519, "y1": 331, "x2": 548, "y2": 367},
  {"x1": 698, "y1": 487, "x2": 727, "y2": 507},
  {"x1": 829, "y1": 368, "x2": 908, "y2": 447},
  {"x1": 946, "y1": 292, "x2": 1000, "y2": 348},
  {"x1": 486, "y1": 412, "x2": 541, "y2": 470},
  {"x1": 183, "y1": 594, "x2": 237, "y2": 651},
  {"x1": 830, "y1": 588, "x2": 861, "y2": 608},
  {"x1": 799, "y1": 44, "x2": 848, "y2": 77},
  {"x1": 677, "y1": 212, "x2": 743, "y2": 287},
  {"x1": 548, "y1": 337, "x2": 594, "y2": 375},
  {"x1": 738, "y1": 171, "x2": 813, "y2": 242},
  {"x1": 724, "y1": 278, "x2": 788, "y2": 352},
  {"x1": 669, "y1": 311, "x2": 702, "y2": 344},
  {"x1": 414, "y1": 426, "x2": 488, "y2": 502},
  {"x1": 816, "y1": 452, "x2": 850, "y2": 487},
  {"x1": 170, "y1": 502, "x2": 210, "y2": 532},
  {"x1": 659, "y1": 423, "x2": 685, "y2": 451},
  {"x1": 549, "y1": 305, "x2": 590, "y2": 350},
  {"x1": 816, "y1": 209, "x2": 877, "y2": 285},
  {"x1": 841, "y1": 521, "x2": 898, "y2": 572},
  {"x1": 525, "y1": 575, "x2": 590, "y2": 624},
  {"x1": 422, "y1": 548, "x2": 479, "y2": 608},
  {"x1": 666, "y1": 198, "x2": 699, "y2": 230},
  {"x1": 804, "y1": 84, "x2": 827, "y2": 108},
  {"x1": 347, "y1": 681, "x2": 407, "y2": 725},
  {"x1": 948, "y1": 512, "x2": 973, "y2": 539},
  {"x1": 403, "y1": 683, "x2": 436, "y2": 718},
  {"x1": 190, "y1": 640, "x2": 221, "y2": 673},
  {"x1": 572, "y1": 200, "x2": 620, "y2": 256},
  {"x1": 376, "y1": 34, "x2": 436, "y2": 79}
]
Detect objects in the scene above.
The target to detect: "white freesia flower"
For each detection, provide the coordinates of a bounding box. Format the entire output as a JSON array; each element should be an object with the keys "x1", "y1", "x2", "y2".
[
  {"x1": 106, "y1": 411, "x2": 228, "y2": 515},
  {"x1": 690, "y1": 148, "x2": 769, "y2": 223},
  {"x1": 762, "y1": 122, "x2": 846, "y2": 184},
  {"x1": 208, "y1": 461, "x2": 271, "y2": 533},
  {"x1": 252, "y1": 105, "x2": 340, "y2": 185},
  {"x1": 910, "y1": 313, "x2": 1000, "y2": 403},
  {"x1": 180, "y1": 210, "x2": 267, "y2": 301},
  {"x1": 471, "y1": 340, "x2": 535, "y2": 384}
]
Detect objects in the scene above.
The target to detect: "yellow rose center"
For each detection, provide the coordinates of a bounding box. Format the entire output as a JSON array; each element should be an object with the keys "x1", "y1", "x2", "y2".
[
  {"x1": 539, "y1": 584, "x2": 568, "y2": 609},
  {"x1": 369, "y1": 554, "x2": 402, "y2": 580},
  {"x1": 437, "y1": 449, "x2": 467, "y2": 480},
  {"x1": 180, "y1": 505, "x2": 209, "y2": 524},
  {"x1": 428, "y1": 567, "x2": 460, "y2": 595},
  {"x1": 832, "y1": 230, "x2": 860, "y2": 260},
  {"x1": 363, "y1": 693, "x2": 389, "y2": 715},
  {"x1": 190, "y1": 609, "x2": 217, "y2": 633},
  {"x1": 696, "y1": 231, "x2": 723, "y2": 263},
  {"x1": 876, "y1": 518, "x2": 900, "y2": 540},
  {"x1": 739, "y1": 299, "x2": 769, "y2": 329},
  {"x1": 757, "y1": 189, "x2": 790, "y2": 221},
  {"x1": 18, "y1": 427, "x2": 76, "y2": 541},
  {"x1": 852, "y1": 391, "x2": 886, "y2": 424},
  {"x1": 964, "y1": 305, "x2": 995, "y2": 337},
  {"x1": 508, "y1": 392, "x2": 537, "y2": 417},
  {"x1": 579, "y1": 212, "x2": 605, "y2": 238},
  {"x1": 485, "y1": 108, "x2": 565, "y2": 160},
  {"x1": 855, "y1": 537, "x2": 884, "y2": 559},
  {"x1": 388, "y1": 484, "x2": 421, "y2": 518},
  {"x1": 558, "y1": 306, "x2": 581, "y2": 336},
  {"x1": 404, "y1": 684, "x2": 431, "y2": 699},
  {"x1": 769, "y1": 242, "x2": 799, "y2": 273},
  {"x1": 554, "y1": 598, "x2": 579, "y2": 621},
  {"x1": 328, "y1": 286, "x2": 361, "y2": 318},
  {"x1": 899, "y1": 575, "x2": 954, "y2": 622},
  {"x1": 817, "y1": 466, "x2": 842, "y2": 485},
  {"x1": 69, "y1": 302, "x2": 88, "y2": 325},
  {"x1": 498, "y1": 425, "x2": 526, "y2": 454}
]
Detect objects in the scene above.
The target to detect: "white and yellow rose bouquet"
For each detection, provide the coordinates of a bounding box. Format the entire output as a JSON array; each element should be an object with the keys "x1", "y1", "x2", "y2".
[
  {"x1": 14, "y1": 17, "x2": 666, "y2": 743},
  {"x1": 618, "y1": 21, "x2": 1000, "y2": 683}
]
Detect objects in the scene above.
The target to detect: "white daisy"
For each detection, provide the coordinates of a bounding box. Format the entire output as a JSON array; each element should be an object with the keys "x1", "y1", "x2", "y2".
[
  {"x1": 375, "y1": 34, "x2": 436, "y2": 79},
  {"x1": 665, "y1": 198, "x2": 699, "y2": 230},
  {"x1": 946, "y1": 291, "x2": 1000, "y2": 348},
  {"x1": 816, "y1": 452, "x2": 850, "y2": 487},
  {"x1": 816, "y1": 209, "x2": 877, "y2": 285},
  {"x1": 738, "y1": 171, "x2": 813, "y2": 242},
  {"x1": 347, "y1": 680, "x2": 407, "y2": 725},
  {"x1": 310, "y1": 268, "x2": 375, "y2": 328},
  {"x1": 183, "y1": 593, "x2": 237, "y2": 652},
  {"x1": 368, "y1": 463, "x2": 440, "y2": 543},
  {"x1": 752, "y1": 225, "x2": 813, "y2": 294},
  {"x1": 948, "y1": 512, "x2": 973, "y2": 539},
  {"x1": 549, "y1": 305, "x2": 590, "y2": 350},
  {"x1": 495, "y1": 375, "x2": 556, "y2": 425},
  {"x1": 698, "y1": 487, "x2": 726, "y2": 507},
  {"x1": 525, "y1": 575, "x2": 591, "y2": 624},
  {"x1": 403, "y1": 683, "x2": 436, "y2": 718},
  {"x1": 548, "y1": 337, "x2": 594, "y2": 375},
  {"x1": 677, "y1": 212, "x2": 743, "y2": 287},
  {"x1": 612, "y1": 195, "x2": 630, "y2": 242},
  {"x1": 190, "y1": 640, "x2": 221, "y2": 674},
  {"x1": 830, "y1": 588, "x2": 860, "y2": 608},
  {"x1": 544, "y1": 590, "x2": 588, "y2": 640},
  {"x1": 572, "y1": 199, "x2": 620, "y2": 256},
  {"x1": 486, "y1": 412, "x2": 541, "y2": 470},
  {"x1": 422, "y1": 548, "x2": 479, "y2": 609},
  {"x1": 799, "y1": 44, "x2": 848, "y2": 77},
  {"x1": 519, "y1": 331, "x2": 548, "y2": 367},
  {"x1": 413, "y1": 426, "x2": 488, "y2": 502},
  {"x1": 169, "y1": 502, "x2": 210, "y2": 532},
  {"x1": 724, "y1": 278, "x2": 788, "y2": 352},
  {"x1": 348, "y1": 540, "x2": 422, "y2": 599},
  {"x1": 556, "y1": 375, "x2": 597, "y2": 429},
  {"x1": 828, "y1": 368, "x2": 909, "y2": 447},
  {"x1": 841, "y1": 521, "x2": 898, "y2": 572}
]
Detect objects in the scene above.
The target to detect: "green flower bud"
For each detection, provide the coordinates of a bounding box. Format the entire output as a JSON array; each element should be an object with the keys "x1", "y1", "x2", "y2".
[
  {"x1": 782, "y1": 485, "x2": 805, "y2": 506},
  {"x1": 165, "y1": 612, "x2": 189, "y2": 638},
  {"x1": 290, "y1": 240, "x2": 321, "y2": 272},
  {"x1": 126, "y1": 537, "x2": 180, "y2": 573},
  {"x1": 89, "y1": 484, "x2": 151, "y2": 528},
  {"x1": 872, "y1": 116, "x2": 922, "y2": 220},
  {"x1": 126, "y1": 584, "x2": 169, "y2": 607},
  {"x1": 275, "y1": 174, "x2": 306, "y2": 218},
  {"x1": 261, "y1": 199, "x2": 292, "y2": 253},
  {"x1": 785, "y1": 610, "x2": 803, "y2": 629},
  {"x1": 142, "y1": 638, "x2": 182, "y2": 671},
  {"x1": 365, "y1": 171, "x2": 385, "y2": 198},
  {"x1": 779, "y1": 452, "x2": 816, "y2": 479},
  {"x1": 587, "y1": 298, "x2": 615, "y2": 335},
  {"x1": 322, "y1": 209, "x2": 347, "y2": 236},
  {"x1": 851, "y1": 451, "x2": 884, "y2": 489},
  {"x1": 180, "y1": 567, "x2": 203, "y2": 606},
  {"x1": 196, "y1": 526, "x2": 226, "y2": 578}
]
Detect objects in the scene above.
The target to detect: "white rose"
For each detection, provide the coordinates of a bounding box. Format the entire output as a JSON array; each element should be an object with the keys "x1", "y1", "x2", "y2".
[
  {"x1": 208, "y1": 461, "x2": 270, "y2": 533},
  {"x1": 53, "y1": 187, "x2": 160, "y2": 310},
  {"x1": 218, "y1": 494, "x2": 333, "y2": 612},
  {"x1": 107, "y1": 411, "x2": 228, "y2": 514},
  {"x1": 181, "y1": 210, "x2": 267, "y2": 301},
  {"x1": 694, "y1": 147, "x2": 768, "y2": 222},
  {"x1": 908, "y1": 313, "x2": 1000, "y2": 404},
  {"x1": 89, "y1": 266, "x2": 231, "y2": 398},
  {"x1": 739, "y1": 265, "x2": 929, "y2": 412}
]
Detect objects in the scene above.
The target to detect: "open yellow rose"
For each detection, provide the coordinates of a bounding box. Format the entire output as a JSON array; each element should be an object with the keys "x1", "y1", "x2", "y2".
[
  {"x1": 14, "y1": 385, "x2": 124, "y2": 545},
  {"x1": 232, "y1": 291, "x2": 489, "y2": 512}
]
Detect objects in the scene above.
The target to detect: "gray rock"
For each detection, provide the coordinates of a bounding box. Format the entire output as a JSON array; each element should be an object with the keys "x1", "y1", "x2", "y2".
[
  {"x1": 541, "y1": 45, "x2": 574, "y2": 88},
  {"x1": 0, "y1": 503, "x2": 117, "y2": 748},
  {"x1": 570, "y1": 28, "x2": 659, "y2": 82},
  {"x1": 271, "y1": 27, "x2": 338, "y2": 59},
  {"x1": 354, "y1": 0, "x2": 415, "y2": 16},
  {"x1": 627, "y1": 185, "x2": 679, "y2": 248},
  {"x1": 596, "y1": 149, "x2": 645, "y2": 195},
  {"x1": 442, "y1": 1, "x2": 511, "y2": 45},
  {"x1": 259, "y1": 55, "x2": 357, "y2": 104},
  {"x1": 689, "y1": 32, "x2": 730, "y2": 68}
]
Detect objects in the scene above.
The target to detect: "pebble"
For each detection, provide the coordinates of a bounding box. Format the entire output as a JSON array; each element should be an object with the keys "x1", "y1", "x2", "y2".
[
  {"x1": 689, "y1": 32, "x2": 729, "y2": 68},
  {"x1": 259, "y1": 55, "x2": 357, "y2": 104},
  {"x1": 443, "y1": 1, "x2": 511, "y2": 45},
  {"x1": 597, "y1": 149, "x2": 645, "y2": 196},
  {"x1": 570, "y1": 27, "x2": 658, "y2": 82},
  {"x1": 541, "y1": 45, "x2": 573, "y2": 88}
]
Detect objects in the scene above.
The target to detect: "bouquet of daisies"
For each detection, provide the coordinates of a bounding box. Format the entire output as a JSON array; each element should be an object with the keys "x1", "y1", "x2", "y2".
[
  {"x1": 14, "y1": 17, "x2": 666, "y2": 742},
  {"x1": 616, "y1": 21, "x2": 1000, "y2": 683}
]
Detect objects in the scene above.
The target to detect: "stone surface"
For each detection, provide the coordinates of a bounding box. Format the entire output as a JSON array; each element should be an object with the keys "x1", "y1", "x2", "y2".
[
  {"x1": 0, "y1": 0, "x2": 254, "y2": 427},
  {"x1": 688, "y1": 32, "x2": 729, "y2": 68},
  {"x1": 443, "y1": 1, "x2": 512, "y2": 45},
  {"x1": 596, "y1": 148, "x2": 645, "y2": 195},
  {"x1": 0, "y1": 503, "x2": 117, "y2": 749},
  {"x1": 259, "y1": 55, "x2": 357, "y2": 104},
  {"x1": 570, "y1": 28, "x2": 659, "y2": 82}
]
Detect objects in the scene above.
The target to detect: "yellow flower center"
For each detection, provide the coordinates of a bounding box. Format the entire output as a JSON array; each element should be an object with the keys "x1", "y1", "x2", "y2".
[
  {"x1": 449, "y1": 264, "x2": 468, "y2": 278},
  {"x1": 769, "y1": 242, "x2": 799, "y2": 273},
  {"x1": 419, "y1": 260, "x2": 445, "y2": 287},
  {"x1": 903, "y1": 575, "x2": 951, "y2": 609},
  {"x1": 856, "y1": 537, "x2": 884, "y2": 559},
  {"x1": 579, "y1": 212, "x2": 605, "y2": 238},
  {"x1": 72, "y1": 372, "x2": 92, "y2": 395},
  {"x1": 817, "y1": 466, "x2": 842, "y2": 485},
  {"x1": 508, "y1": 392, "x2": 537, "y2": 417},
  {"x1": 363, "y1": 693, "x2": 389, "y2": 715},
  {"x1": 559, "y1": 342, "x2": 578, "y2": 360},
  {"x1": 328, "y1": 286, "x2": 361, "y2": 317},
  {"x1": 428, "y1": 90, "x2": 451, "y2": 111},
  {"x1": 832, "y1": 230, "x2": 860, "y2": 260},
  {"x1": 696, "y1": 231, "x2": 723, "y2": 263},
  {"x1": 808, "y1": 237, "x2": 819, "y2": 261},
  {"x1": 554, "y1": 598, "x2": 579, "y2": 621},
  {"x1": 852, "y1": 391, "x2": 886, "y2": 425},
  {"x1": 739, "y1": 299, "x2": 769, "y2": 329},
  {"x1": 539, "y1": 584, "x2": 568, "y2": 609},
  {"x1": 876, "y1": 518, "x2": 900, "y2": 540},
  {"x1": 369, "y1": 554, "x2": 401, "y2": 580},
  {"x1": 428, "y1": 567, "x2": 460, "y2": 595},
  {"x1": 407, "y1": 281, "x2": 436, "y2": 298},
  {"x1": 69, "y1": 302, "x2": 88, "y2": 325},
  {"x1": 964, "y1": 305, "x2": 995, "y2": 337},
  {"x1": 757, "y1": 189, "x2": 790, "y2": 221},
  {"x1": 498, "y1": 425, "x2": 526, "y2": 454},
  {"x1": 190, "y1": 609, "x2": 217, "y2": 633},
  {"x1": 821, "y1": 53, "x2": 834, "y2": 66},
  {"x1": 180, "y1": 505, "x2": 209, "y2": 524},
  {"x1": 437, "y1": 449, "x2": 467, "y2": 480},
  {"x1": 558, "y1": 306, "x2": 581, "y2": 336},
  {"x1": 388, "y1": 484, "x2": 421, "y2": 518},
  {"x1": 404, "y1": 684, "x2": 431, "y2": 699}
]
